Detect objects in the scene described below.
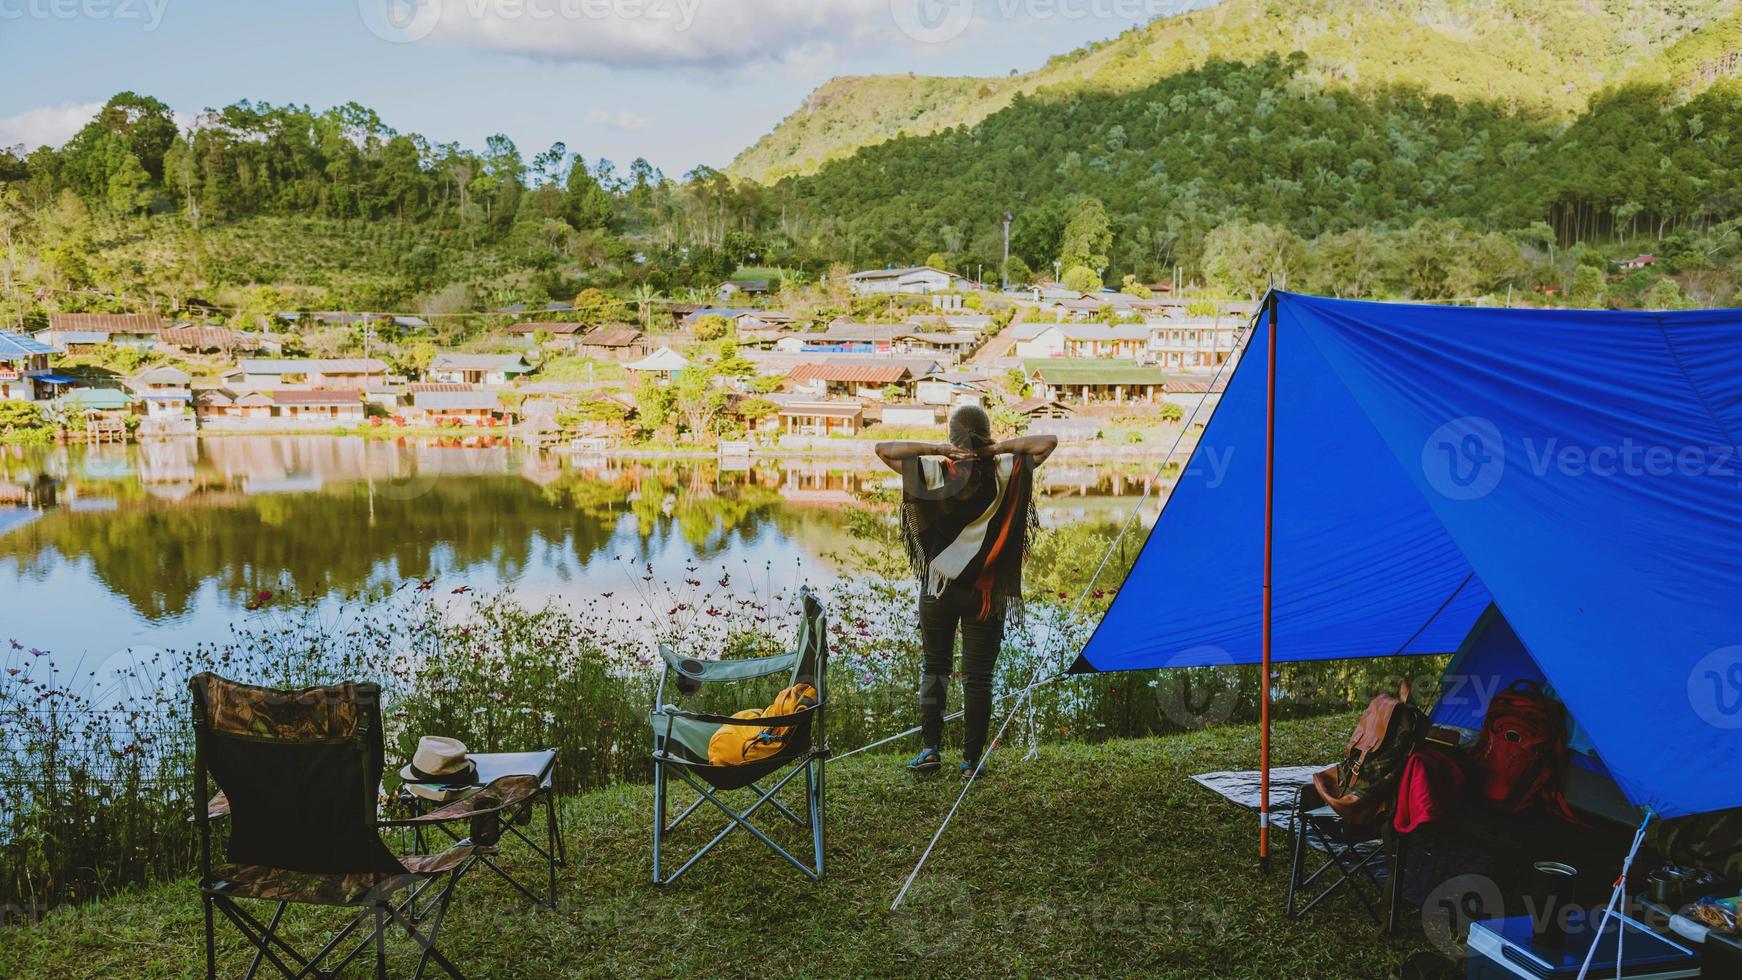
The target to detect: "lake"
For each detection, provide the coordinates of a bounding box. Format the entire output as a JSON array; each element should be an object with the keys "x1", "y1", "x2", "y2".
[{"x1": 0, "y1": 437, "x2": 1171, "y2": 674}]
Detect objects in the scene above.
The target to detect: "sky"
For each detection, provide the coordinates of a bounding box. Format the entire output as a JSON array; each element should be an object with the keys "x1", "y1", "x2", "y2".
[{"x1": 0, "y1": 0, "x2": 1211, "y2": 176}]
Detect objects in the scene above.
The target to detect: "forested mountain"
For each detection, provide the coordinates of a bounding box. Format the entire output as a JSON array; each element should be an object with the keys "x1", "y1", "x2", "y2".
[
  {"x1": 769, "y1": 53, "x2": 1742, "y2": 298},
  {"x1": 729, "y1": 0, "x2": 1742, "y2": 182}
]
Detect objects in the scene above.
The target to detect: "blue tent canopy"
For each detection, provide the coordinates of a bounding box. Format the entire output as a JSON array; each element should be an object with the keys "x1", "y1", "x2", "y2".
[{"x1": 1074, "y1": 292, "x2": 1742, "y2": 819}]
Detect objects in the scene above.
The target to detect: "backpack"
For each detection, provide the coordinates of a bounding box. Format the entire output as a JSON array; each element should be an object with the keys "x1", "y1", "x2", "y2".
[
  {"x1": 706, "y1": 683, "x2": 818, "y2": 766},
  {"x1": 1471, "y1": 680, "x2": 1578, "y2": 822},
  {"x1": 1313, "y1": 682, "x2": 1428, "y2": 827}
]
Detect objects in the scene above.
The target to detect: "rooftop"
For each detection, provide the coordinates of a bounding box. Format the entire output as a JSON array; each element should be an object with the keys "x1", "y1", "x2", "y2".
[
  {"x1": 429, "y1": 354, "x2": 531, "y2": 372},
  {"x1": 0, "y1": 329, "x2": 55, "y2": 359},
  {"x1": 1023, "y1": 359, "x2": 1175, "y2": 385},
  {"x1": 45, "y1": 313, "x2": 165, "y2": 334},
  {"x1": 579, "y1": 328, "x2": 643, "y2": 347},
  {"x1": 269, "y1": 389, "x2": 365, "y2": 407},
  {"x1": 788, "y1": 362, "x2": 912, "y2": 385},
  {"x1": 240, "y1": 358, "x2": 389, "y2": 375}
]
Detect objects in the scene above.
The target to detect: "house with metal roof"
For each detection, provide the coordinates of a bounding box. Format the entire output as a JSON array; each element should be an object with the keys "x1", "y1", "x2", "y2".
[
  {"x1": 36, "y1": 313, "x2": 165, "y2": 350},
  {"x1": 410, "y1": 389, "x2": 514, "y2": 426},
  {"x1": 0, "y1": 329, "x2": 62, "y2": 403},
  {"x1": 787, "y1": 360, "x2": 922, "y2": 401},
  {"x1": 427, "y1": 353, "x2": 531, "y2": 386},
  {"x1": 1015, "y1": 323, "x2": 1154, "y2": 360},
  {"x1": 845, "y1": 266, "x2": 963, "y2": 296},
  {"x1": 233, "y1": 358, "x2": 391, "y2": 389},
  {"x1": 1024, "y1": 359, "x2": 1186, "y2": 405}
]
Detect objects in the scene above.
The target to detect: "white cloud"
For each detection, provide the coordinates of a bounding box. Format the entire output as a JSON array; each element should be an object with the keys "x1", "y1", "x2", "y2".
[
  {"x1": 422, "y1": 0, "x2": 915, "y2": 69},
  {"x1": 586, "y1": 107, "x2": 653, "y2": 131},
  {"x1": 0, "y1": 102, "x2": 104, "y2": 151}
]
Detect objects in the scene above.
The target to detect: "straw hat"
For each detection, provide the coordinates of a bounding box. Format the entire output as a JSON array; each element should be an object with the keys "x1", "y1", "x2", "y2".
[{"x1": 399, "y1": 736, "x2": 478, "y2": 801}]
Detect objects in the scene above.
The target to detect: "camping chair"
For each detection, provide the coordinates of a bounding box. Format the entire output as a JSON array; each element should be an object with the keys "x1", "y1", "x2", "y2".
[
  {"x1": 1284, "y1": 781, "x2": 1403, "y2": 929},
  {"x1": 648, "y1": 588, "x2": 828, "y2": 885},
  {"x1": 192, "y1": 672, "x2": 539, "y2": 979}
]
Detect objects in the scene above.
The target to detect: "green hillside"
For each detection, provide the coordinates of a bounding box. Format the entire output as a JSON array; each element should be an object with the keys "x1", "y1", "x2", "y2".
[{"x1": 728, "y1": 0, "x2": 1741, "y2": 182}]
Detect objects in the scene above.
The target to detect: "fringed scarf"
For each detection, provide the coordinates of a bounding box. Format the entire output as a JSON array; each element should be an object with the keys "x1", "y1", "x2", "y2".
[{"x1": 900, "y1": 453, "x2": 1040, "y2": 624}]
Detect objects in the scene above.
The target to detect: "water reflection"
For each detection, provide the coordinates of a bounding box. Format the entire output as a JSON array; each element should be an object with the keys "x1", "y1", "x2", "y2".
[{"x1": 0, "y1": 437, "x2": 1169, "y2": 658}]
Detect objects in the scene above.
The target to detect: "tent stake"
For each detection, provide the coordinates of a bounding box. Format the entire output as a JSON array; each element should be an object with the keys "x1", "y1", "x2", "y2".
[{"x1": 1260, "y1": 291, "x2": 1279, "y2": 875}]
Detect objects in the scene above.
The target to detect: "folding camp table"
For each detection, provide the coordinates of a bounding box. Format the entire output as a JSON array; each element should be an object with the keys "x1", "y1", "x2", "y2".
[{"x1": 398, "y1": 749, "x2": 566, "y2": 909}]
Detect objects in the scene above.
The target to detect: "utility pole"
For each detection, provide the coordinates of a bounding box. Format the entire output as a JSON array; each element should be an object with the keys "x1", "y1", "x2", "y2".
[{"x1": 1001, "y1": 212, "x2": 1013, "y2": 290}]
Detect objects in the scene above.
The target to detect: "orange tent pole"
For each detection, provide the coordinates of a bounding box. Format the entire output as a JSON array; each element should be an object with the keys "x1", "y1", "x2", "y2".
[{"x1": 1260, "y1": 292, "x2": 1278, "y2": 874}]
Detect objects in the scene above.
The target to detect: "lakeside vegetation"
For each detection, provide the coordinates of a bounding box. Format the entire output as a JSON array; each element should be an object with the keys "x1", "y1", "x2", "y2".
[{"x1": 0, "y1": 492, "x2": 1440, "y2": 916}]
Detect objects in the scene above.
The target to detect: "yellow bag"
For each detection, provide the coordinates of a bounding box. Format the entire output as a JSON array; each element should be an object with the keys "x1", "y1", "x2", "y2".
[{"x1": 706, "y1": 684, "x2": 818, "y2": 767}]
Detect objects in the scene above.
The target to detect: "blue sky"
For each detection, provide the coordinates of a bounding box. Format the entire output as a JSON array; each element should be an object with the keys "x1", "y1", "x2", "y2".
[{"x1": 0, "y1": 0, "x2": 1208, "y2": 175}]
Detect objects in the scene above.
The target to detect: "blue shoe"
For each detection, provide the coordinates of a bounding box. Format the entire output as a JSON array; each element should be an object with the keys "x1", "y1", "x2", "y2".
[
  {"x1": 960, "y1": 759, "x2": 985, "y2": 779},
  {"x1": 905, "y1": 748, "x2": 942, "y2": 773}
]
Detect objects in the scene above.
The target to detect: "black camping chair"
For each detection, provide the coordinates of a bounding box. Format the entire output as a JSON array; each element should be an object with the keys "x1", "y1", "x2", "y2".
[
  {"x1": 648, "y1": 588, "x2": 828, "y2": 885},
  {"x1": 1284, "y1": 781, "x2": 1404, "y2": 929},
  {"x1": 192, "y1": 672, "x2": 539, "y2": 979}
]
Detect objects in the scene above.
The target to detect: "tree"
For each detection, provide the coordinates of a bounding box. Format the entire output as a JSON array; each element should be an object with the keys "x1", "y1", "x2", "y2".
[
  {"x1": 1642, "y1": 276, "x2": 1688, "y2": 311},
  {"x1": 1201, "y1": 221, "x2": 1305, "y2": 298},
  {"x1": 633, "y1": 376, "x2": 675, "y2": 438},
  {"x1": 923, "y1": 251, "x2": 954, "y2": 272},
  {"x1": 1061, "y1": 265, "x2": 1102, "y2": 292},
  {"x1": 1120, "y1": 274, "x2": 1153, "y2": 299},
  {"x1": 714, "y1": 339, "x2": 756, "y2": 377},
  {"x1": 671, "y1": 367, "x2": 728, "y2": 438},
  {"x1": 1569, "y1": 265, "x2": 1608, "y2": 308},
  {"x1": 1058, "y1": 197, "x2": 1112, "y2": 280},
  {"x1": 691, "y1": 314, "x2": 732, "y2": 342}
]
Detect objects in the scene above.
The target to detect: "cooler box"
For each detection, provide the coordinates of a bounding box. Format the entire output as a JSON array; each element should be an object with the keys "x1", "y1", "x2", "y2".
[{"x1": 1467, "y1": 916, "x2": 1699, "y2": 979}]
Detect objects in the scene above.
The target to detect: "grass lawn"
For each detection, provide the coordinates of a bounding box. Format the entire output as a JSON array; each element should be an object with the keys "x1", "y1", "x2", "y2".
[{"x1": 0, "y1": 713, "x2": 1437, "y2": 978}]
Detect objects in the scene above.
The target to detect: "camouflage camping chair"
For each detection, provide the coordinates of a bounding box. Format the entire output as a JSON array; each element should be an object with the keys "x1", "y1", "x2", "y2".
[
  {"x1": 192, "y1": 673, "x2": 538, "y2": 979},
  {"x1": 649, "y1": 589, "x2": 828, "y2": 885}
]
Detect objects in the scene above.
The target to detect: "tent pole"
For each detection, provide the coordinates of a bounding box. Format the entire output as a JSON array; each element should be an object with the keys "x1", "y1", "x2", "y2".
[{"x1": 1260, "y1": 291, "x2": 1278, "y2": 875}]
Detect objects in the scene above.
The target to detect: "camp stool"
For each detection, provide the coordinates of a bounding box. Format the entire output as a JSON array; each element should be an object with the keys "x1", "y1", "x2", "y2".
[
  {"x1": 648, "y1": 588, "x2": 828, "y2": 885},
  {"x1": 1284, "y1": 782, "x2": 1404, "y2": 930},
  {"x1": 192, "y1": 672, "x2": 537, "y2": 979}
]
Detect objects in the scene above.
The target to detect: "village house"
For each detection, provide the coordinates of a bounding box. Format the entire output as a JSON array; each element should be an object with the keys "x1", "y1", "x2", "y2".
[
  {"x1": 507, "y1": 321, "x2": 587, "y2": 349},
  {"x1": 1146, "y1": 319, "x2": 1243, "y2": 372},
  {"x1": 231, "y1": 358, "x2": 391, "y2": 390},
  {"x1": 410, "y1": 390, "x2": 513, "y2": 426},
  {"x1": 265, "y1": 389, "x2": 367, "y2": 425},
  {"x1": 818, "y1": 321, "x2": 976, "y2": 362},
  {"x1": 774, "y1": 398, "x2": 864, "y2": 436},
  {"x1": 157, "y1": 326, "x2": 278, "y2": 356},
  {"x1": 129, "y1": 366, "x2": 194, "y2": 419},
  {"x1": 1014, "y1": 323, "x2": 1152, "y2": 360},
  {"x1": 426, "y1": 353, "x2": 531, "y2": 386},
  {"x1": 0, "y1": 329, "x2": 60, "y2": 403},
  {"x1": 716, "y1": 279, "x2": 772, "y2": 303},
  {"x1": 907, "y1": 313, "x2": 994, "y2": 334},
  {"x1": 845, "y1": 266, "x2": 963, "y2": 296},
  {"x1": 574, "y1": 328, "x2": 647, "y2": 360},
  {"x1": 1024, "y1": 359, "x2": 1175, "y2": 404},
  {"x1": 787, "y1": 361, "x2": 919, "y2": 401},
  {"x1": 625, "y1": 346, "x2": 692, "y2": 382},
  {"x1": 36, "y1": 313, "x2": 166, "y2": 351},
  {"x1": 914, "y1": 372, "x2": 992, "y2": 408}
]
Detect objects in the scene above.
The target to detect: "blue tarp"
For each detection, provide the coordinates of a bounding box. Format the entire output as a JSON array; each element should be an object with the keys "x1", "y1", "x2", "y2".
[{"x1": 1074, "y1": 292, "x2": 1742, "y2": 819}]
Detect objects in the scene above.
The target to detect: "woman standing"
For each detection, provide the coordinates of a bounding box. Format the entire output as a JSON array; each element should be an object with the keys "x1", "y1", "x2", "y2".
[{"x1": 876, "y1": 406, "x2": 1056, "y2": 777}]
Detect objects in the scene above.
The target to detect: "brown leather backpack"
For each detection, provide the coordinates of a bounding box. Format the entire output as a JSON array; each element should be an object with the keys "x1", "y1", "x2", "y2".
[{"x1": 1313, "y1": 681, "x2": 1428, "y2": 828}]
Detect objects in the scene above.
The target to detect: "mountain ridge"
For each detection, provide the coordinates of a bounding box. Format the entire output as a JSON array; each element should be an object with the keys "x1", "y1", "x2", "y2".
[{"x1": 727, "y1": 0, "x2": 1741, "y2": 182}]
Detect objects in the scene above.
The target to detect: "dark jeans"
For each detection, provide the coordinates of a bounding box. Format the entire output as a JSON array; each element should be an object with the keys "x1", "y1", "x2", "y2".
[{"x1": 918, "y1": 591, "x2": 1006, "y2": 763}]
